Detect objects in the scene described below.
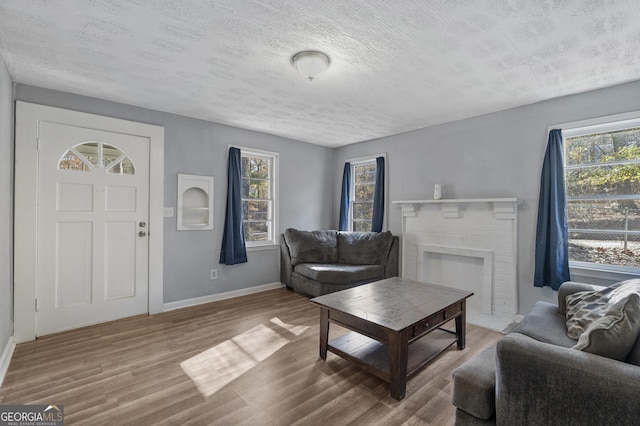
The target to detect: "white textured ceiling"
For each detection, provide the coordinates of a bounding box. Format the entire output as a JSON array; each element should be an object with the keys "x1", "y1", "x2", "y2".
[{"x1": 1, "y1": 1, "x2": 639, "y2": 147}]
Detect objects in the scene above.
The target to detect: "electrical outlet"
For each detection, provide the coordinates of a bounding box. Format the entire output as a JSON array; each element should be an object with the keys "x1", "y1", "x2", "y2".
[
  {"x1": 210, "y1": 269, "x2": 218, "y2": 280},
  {"x1": 163, "y1": 207, "x2": 174, "y2": 217}
]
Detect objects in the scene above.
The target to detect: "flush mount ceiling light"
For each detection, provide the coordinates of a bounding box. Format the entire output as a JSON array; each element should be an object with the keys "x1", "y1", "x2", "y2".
[{"x1": 291, "y1": 51, "x2": 330, "y2": 81}]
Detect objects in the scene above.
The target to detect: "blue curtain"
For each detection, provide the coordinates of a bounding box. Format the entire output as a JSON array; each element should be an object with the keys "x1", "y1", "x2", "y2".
[
  {"x1": 219, "y1": 147, "x2": 247, "y2": 265},
  {"x1": 338, "y1": 162, "x2": 351, "y2": 231},
  {"x1": 371, "y1": 156, "x2": 385, "y2": 232},
  {"x1": 534, "y1": 129, "x2": 570, "y2": 290}
]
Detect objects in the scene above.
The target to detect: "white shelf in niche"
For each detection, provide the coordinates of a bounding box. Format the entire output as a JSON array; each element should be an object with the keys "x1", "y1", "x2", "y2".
[{"x1": 178, "y1": 174, "x2": 214, "y2": 231}]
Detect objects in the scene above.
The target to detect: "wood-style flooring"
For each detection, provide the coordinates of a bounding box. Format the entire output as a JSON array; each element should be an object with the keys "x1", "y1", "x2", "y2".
[{"x1": 0, "y1": 288, "x2": 503, "y2": 425}]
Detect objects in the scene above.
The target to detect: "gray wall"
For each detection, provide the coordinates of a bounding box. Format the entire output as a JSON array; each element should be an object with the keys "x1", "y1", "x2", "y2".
[
  {"x1": 0, "y1": 56, "x2": 13, "y2": 354},
  {"x1": 10, "y1": 79, "x2": 640, "y2": 317},
  {"x1": 334, "y1": 80, "x2": 640, "y2": 315},
  {"x1": 15, "y1": 85, "x2": 334, "y2": 304}
]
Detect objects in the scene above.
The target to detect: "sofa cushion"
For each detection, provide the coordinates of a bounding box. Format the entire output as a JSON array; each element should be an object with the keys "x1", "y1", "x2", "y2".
[
  {"x1": 455, "y1": 408, "x2": 495, "y2": 425},
  {"x1": 572, "y1": 293, "x2": 640, "y2": 361},
  {"x1": 626, "y1": 333, "x2": 640, "y2": 366},
  {"x1": 337, "y1": 231, "x2": 393, "y2": 265},
  {"x1": 452, "y1": 344, "x2": 497, "y2": 420},
  {"x1": 511, "y1": 301, "x2": 576, "y2": 348},
  {"x1": 565, "y1": 278, "x2": 640, "y2": 339},
  {"x1": 284, "y1": 229, "x2": 337, "y2": 265},
  {"x1": 293, "y1": 263, "x2": 384, "y2": 285}
]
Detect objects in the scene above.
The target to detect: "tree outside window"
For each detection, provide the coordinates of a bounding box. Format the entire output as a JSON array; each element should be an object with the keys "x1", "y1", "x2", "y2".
[
  {"x1": 241, "y1": 150, "x2": 277, "y2": 245},
  {"x1": 565, "y1": 127, "x2": 640, "y2": 268},
  {"x1": 351, "y1": 161, "x2": 376, "y2": 232}
]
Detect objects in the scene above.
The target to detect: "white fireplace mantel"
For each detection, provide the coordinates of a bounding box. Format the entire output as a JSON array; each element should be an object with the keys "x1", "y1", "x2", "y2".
[{"x1": 392, "y1": 197, "x2": 521, "y2": 219}]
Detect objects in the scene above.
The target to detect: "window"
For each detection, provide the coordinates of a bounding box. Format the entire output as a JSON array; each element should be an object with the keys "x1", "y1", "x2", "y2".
[
  {"x1": 350, "y1": 159, "x2": 377, "y2": 232},
  {"x1": 241, "y1": 148, "x2": 278, "y2": 246},
  {"x1": 563, "y1": 116, "x2": 640, "y2": 270},
  {"x1": 58, "y1": 141, "x2": 135, "y2": 175}
]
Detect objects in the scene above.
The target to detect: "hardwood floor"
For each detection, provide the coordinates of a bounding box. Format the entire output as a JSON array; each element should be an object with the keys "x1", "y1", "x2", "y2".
[{"x1": 0, "y1": 288, "x2": 503, "y2": 425}]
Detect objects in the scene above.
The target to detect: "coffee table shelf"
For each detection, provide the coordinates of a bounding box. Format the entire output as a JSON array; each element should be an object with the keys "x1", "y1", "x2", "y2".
[{"x1": 328, "y1": 329, "x2": 459, "y2": 381}]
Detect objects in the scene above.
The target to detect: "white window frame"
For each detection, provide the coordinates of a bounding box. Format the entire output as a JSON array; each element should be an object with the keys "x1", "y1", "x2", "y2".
[
  {"x1": 347, "y1": 153, "x2": 386, "y2": 232},
  {"x1": 554, "y1": 110, "x2": 640, "y2": 277},
  {"x1": 237, "y1": 146, "x2": 279, "y2": 249}
]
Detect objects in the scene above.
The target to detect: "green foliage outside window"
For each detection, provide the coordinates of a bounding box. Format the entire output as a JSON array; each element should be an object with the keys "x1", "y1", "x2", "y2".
[
  {"x1": 566, "y1": 129, "x2": 640, "y2": 200},
  {"x1": 352, "y1": 163, "x2": 376, "y2": 232},
  {"x1": 241, "y1": 155, "x2": 272, "y2": 242},
  {"x1": 565, "y1": 128, "x2": 640, "y2": 267}
]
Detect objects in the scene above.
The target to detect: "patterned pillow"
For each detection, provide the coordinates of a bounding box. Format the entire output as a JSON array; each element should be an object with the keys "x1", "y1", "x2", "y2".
[
  {"x1": 572, "y1": 293, "x2": 640, "y2": 361},
  {"x1": 565, "y1": 279, "x2": 640, "y2": 340}
]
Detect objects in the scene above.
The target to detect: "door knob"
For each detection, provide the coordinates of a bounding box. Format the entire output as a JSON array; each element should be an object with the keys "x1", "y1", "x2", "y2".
[
  {"x1": 139, "y1": 231, "x2": 147, "y2": 237},
  {"x1": 139, "y1": 221, "x2": 146, "y2": 227}
]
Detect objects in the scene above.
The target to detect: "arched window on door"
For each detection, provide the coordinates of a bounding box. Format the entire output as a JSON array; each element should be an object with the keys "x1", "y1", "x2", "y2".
[{"x1": 58, "y1": 141, "x2": 135, "y2": 175}]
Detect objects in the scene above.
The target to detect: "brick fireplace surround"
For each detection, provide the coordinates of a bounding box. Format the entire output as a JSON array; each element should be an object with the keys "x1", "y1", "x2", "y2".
[{"x1": 393, "y1": 198, "x2": 521, "y2": 331}]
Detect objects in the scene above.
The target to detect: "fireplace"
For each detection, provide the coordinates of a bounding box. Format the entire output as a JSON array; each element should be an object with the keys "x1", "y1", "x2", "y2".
[{"x1": 393, "y1": 198, "x2": 520, "y2": 330}]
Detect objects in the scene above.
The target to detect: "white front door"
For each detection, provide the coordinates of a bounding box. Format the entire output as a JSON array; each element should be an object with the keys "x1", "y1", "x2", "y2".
[{"x1": 36, "y1": 122, "x2": 150, "y2": 336}]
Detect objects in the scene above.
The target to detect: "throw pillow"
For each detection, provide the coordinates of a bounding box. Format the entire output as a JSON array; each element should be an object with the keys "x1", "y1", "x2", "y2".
[
  {"x1": 565, "y1": 278, "x2": 640, "y2": 340},
  {"x1": 572, "y1": 293, "x2": 640, "y2": 361},
  {"x1": 284, "y1": 229, "x2": 337, "y2": 265}
]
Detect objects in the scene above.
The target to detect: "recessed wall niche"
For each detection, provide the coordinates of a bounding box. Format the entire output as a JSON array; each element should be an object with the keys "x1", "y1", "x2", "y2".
[{"x1": 177, "y1": 174, "x2": 214, "y2": 231}]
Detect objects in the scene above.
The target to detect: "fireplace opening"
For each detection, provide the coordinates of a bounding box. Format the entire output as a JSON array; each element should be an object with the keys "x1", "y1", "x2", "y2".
[
  {"x1": 421, "y1": 252, "x2": 485, "y2": 313},
  {"x1": 417, "y1": 244, "x2": 493, "y2": 316}
]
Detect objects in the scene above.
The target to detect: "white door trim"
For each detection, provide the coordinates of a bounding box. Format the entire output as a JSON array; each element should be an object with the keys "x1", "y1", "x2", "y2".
[{"x1": 14, "y1": 101, "x2": 164, "y2": 343}]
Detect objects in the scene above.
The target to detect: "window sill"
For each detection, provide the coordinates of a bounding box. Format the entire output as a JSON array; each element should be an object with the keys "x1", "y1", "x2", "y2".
[
  {"x1": 569, "y1": 262, "x2": 640, "y2": 283},
  {"x1": 246, "y1": 244, "x2": 279, "y2": 252}
]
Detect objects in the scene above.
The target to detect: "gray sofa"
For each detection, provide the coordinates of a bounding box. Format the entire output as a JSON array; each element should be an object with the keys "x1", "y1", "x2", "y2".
[
  {"x1": 452, "y1": 281, "x2": 640, "y2": 425},
  {"x1": 280, "y1": 228, "x2": 399, "y2": 297}
]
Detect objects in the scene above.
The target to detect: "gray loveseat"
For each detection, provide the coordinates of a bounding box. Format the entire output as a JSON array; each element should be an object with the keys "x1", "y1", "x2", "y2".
[
  {"x1": 452, "y1": 281, "x2": 640, "y2": 425},
  {"x1": 280, "y1": 228, "x2": 399, "y2": 297}
]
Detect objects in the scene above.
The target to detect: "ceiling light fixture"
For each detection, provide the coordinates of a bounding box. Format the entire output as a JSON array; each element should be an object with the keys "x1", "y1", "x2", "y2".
[{"x1": 291, "y1": 51, "x2": 330, "y2": 81}]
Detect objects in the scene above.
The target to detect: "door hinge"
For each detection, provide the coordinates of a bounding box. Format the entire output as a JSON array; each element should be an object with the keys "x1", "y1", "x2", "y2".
[
  {"x1": 37, "y1": 138, "x2": 41, "y2": 151},
  {"x1": 35, "y1": 298, "x2": 39, "y2": 312}
]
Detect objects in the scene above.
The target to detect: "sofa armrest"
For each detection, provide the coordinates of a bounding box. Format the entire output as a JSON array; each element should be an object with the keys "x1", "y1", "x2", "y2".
[
  {"x1": 496, "y1": 333, "x2": 640, "y2": 426},
  {"x1": 557, "y1": 281, "x2": 606, "y2": 314},
  {"x1": 280, "y1": 234, "x2": 293, "y2": 287},
  {"x1": 383, "y1": 236, "x2": 399, "y2": 278}
]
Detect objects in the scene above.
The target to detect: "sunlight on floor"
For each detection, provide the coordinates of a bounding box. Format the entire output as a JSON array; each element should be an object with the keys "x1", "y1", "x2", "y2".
[
  {"x1": 180, "y1": 317, "x2": 308, "y2": 397},
  {"x1": 270, "y1": 317, "x2": 308, "y2": 336}
]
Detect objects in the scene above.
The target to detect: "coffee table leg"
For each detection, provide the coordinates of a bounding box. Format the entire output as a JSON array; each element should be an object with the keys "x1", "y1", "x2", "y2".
[
  {"x1": 456, "y1": 300, "x2": 466, "y2": 350},
  {"x1": 319, "y1": 308, "x2": 329, "y2": 359},
  {"x1": 389, "y1": 330, "x2": 409, "y2": 400}
]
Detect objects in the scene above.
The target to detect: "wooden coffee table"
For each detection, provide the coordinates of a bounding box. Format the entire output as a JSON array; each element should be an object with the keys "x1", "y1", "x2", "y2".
[{"x1": 310, "y1": 277, "x2": 473, "y2": 400}]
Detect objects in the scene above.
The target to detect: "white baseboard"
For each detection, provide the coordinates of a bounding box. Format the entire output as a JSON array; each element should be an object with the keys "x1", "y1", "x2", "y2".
[
  {"x1": 0, "y1": 336, "x2": 16, "y2": 387},
  {"x1": 163, "y1": 282, "x2": 283, "y2": 312}
]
